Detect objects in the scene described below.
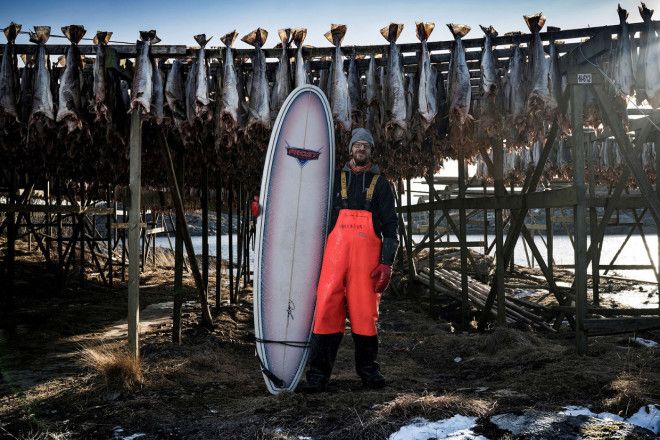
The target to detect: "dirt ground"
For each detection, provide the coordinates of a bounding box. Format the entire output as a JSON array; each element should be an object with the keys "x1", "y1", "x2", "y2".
[{"x1": 0, "y1": 239, "x2": 658, "y2": 439}]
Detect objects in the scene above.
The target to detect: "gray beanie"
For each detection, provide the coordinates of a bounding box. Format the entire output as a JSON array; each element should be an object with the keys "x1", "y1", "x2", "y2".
[{"x1": 348, "y1": 127, "x2": 375, "y2": 154}]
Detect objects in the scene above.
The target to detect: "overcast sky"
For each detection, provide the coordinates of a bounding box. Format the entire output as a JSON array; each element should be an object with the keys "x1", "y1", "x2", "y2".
[{"x1": 4, "y1": 0, "x2": 657, "y2": 48}]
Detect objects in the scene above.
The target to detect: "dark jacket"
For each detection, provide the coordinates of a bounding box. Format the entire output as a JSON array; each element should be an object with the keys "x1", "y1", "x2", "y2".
[{"x1": 329, "y1": 162, "x2": 399, "y2": 265}]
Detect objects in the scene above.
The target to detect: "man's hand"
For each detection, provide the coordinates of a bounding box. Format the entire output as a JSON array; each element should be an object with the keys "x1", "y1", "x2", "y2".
[
  {"x1": 250, "y1": 195, "x2": 260, "y2": 218},
  {"x1": 371, "y1": 264, "x2": 392, "y2": 293}
]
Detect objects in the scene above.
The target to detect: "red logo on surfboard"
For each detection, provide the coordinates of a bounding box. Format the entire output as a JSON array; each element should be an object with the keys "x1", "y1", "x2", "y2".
[{"x1": 286, "y1": 141, "x2": 321, "y2": 167}]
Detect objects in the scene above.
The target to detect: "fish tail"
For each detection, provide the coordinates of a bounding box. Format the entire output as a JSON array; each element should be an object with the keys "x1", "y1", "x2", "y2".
[
  {"x1": 639, "y1": 3, "x2": 654, "y2": 21},
  {"x1": 324, "y1": 24, "x2": 347, "y2": 47},
  {"x1": 241, "y1": 28, "x2": 268, "y2": 48},
  {"x1": 291, "y1": 28, "x2": 307, "y2": 47},
  {"x1": 415, "y1": 22, "x2": 435, "y2": 42},
  {"x1": 523, "y1": 13, "x2": 546, "y2": 33},
  {"x1": 3, "y1": 22, "x2": 21, "y2": 42},
  {"x1": 617, "y1": 4, "x2": 629, "y2": 22},
  {"x1": 277, "y1": 28, "x2": 292, "y2": 47},
  {"x1": 220, "y1": 31, "x2": 238, "y2": 48},
  {"x1": 29, "y1": 26, "x2": 51, "y2": 44},
  {"x1": 93, "y1": 31, "x2": 112, "y2": 46},
  {"x1": 479, "y1": 25, "x2": 498, "y2": 38},
  {"x1": 61, "y1": 25, "x2": 86, "y2": 44},
  {"x1": 194, "y1": 33, "x2": 212, "y2": 48},
  {"x1": 139, "y1": 30, "x2": 161, "y2": 44},
  {"x1": 380, "y1": 23, "x2": 404, "y2": 43},
  {"x1": 447, "y1": 23, "x2": 471, "y2": 39}
]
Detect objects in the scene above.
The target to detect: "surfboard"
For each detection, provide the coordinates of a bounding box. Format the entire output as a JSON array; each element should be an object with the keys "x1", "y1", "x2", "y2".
[{"x1": 254, "y1": 85, "x2": 335, "y2": 394}]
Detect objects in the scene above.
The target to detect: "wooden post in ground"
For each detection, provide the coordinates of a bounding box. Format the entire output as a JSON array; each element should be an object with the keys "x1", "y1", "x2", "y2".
[
  {"x1": 570, "y1": 84, "x2": 588, "y2": 355},
  {"x1": 587, "y1": 131, "x2": 600, "y2": 306},
  {"x1": 215, "y1": 175, "x2": 222, "y2": 312},
  {"x1": 458, "y1": 144, "x2": 469, "y2": 328},
  {"x1": 158, "y1": 132, "x2": 214, "y2": 329},
  {"x1": 493, "y1": 139, "x2": 506, "y2": 326},
  {"x1": 127, "y1": 109, "x2": 142, "y2": 358},
  {"x1": 173, "y1": 144, "x2": 184, "y2": 344},
  {"x1": 202, "y1": 165, "x2": 209, "y2": 295},
  {"x1": 228, "y1": 183, "x2": 234, "y2": 303},
  {"x1": 405, "y1": 179, "x2": 416, "y2": 295},
  {"x1": 546, "y1": 207, "x2": 553, "y2": 277},
  {"x1": 655, "y1": 126, "x2": 660, "y2": 314},
  {"x1": 426, "y1": 173, "x2": 436, "y2": 317},
  {"x1": 107, "y1": 184, "x2": 113, "y2": 288}
]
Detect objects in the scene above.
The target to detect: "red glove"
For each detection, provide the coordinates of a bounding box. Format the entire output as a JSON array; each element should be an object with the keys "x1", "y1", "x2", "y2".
[
  {"x1": 371, "y1": 264, "x2": 392, "y2": 293},
  {"x1": 250, "y1": 195, "x2": 260, "y2": 218}
]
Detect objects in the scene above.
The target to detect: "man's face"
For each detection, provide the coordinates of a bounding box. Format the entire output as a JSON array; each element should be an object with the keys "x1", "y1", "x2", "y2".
[{"x1": 351, "y1": 141, "x2": 372, "y2": 166}]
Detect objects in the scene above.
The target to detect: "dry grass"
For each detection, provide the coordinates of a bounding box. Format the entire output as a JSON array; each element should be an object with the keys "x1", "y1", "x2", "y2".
[
  {"x1": 603, "y1": 372, "x2": 655, "y2": 417},
  {"x1": 328, "y1": 392, "x2": 494, "y2": 440},
  {"x1": 80, "y1": 344, "x2": 143, "y2": 392}
]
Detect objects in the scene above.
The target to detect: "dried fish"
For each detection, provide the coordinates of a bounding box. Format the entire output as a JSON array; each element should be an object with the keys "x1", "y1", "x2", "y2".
[
  {"x1": 130, "y1": 30, "x2": 160, "y2": 114},
  {"x1": 365, "y1": 56, "x2": 380, "y2": 136},
  {"x1": 415, "y1": 22, "x2": 437, "y2": 131},
  {"x1": 380, "y1": 23, "x2": 406, "y2": 140},
  {"x1": 636, "y1": 3, "x2": 660, "y2": 107},
  {"x1": 292, "y1": 28, "x2": 308, "y2": 88},
  {"x1": 217, "y1": 30, "x2": 242, "y2": 140},
  {"x1": 57, "y1": 25, "x2": 86, "y2": 132},
  {"x1": 92, "y1": 31, "x2": 112, "y2": 122},
  {"x1": 165, "y1": 59, "x2": 186, "y2": 126},
  {"x1": 0, "y1": 22, "x2": 20, "y2": 121},
  {"x1": 241, "y1": 28, "x2": 270, "y2": 135},
  {"x1": 324, "y1": 24, "x2": 351, "y2": 133},
  {"x1": 447, "y1": 23, "x2": 472, "y2": 144},
  {"x1": 29, "y1": 26, "x2": 54, "y2": 124},
  {"x1": 151, "y1": 58, "x2": 164, "y2": 124},
  {"x1": 270, "y1": 28, "x2": 292, "y2": 117},
  {"x1": 612, "y1": 5, "x2": 635, "y2": 96}
]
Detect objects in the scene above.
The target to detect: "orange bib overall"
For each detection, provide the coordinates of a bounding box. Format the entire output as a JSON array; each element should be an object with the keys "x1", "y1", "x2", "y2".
[{"x1": 313, "y1": 174, "x2": 382, "y2": 336}]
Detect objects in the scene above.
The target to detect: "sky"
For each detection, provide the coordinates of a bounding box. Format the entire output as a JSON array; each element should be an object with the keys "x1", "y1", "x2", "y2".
[{"x1": 3, "y1": 0, "x2": 658, "y2": 49}]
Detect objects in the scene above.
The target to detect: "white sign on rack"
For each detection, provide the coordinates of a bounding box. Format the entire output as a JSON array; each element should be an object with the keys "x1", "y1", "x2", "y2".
[{"x1": 577, "y1": 73, "x2": 593, "y2": 84}]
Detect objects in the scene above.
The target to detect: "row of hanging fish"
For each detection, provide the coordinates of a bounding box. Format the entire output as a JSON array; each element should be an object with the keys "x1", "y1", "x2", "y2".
[
  {"x1": 475, "y1": 139, "x2": 657, "y2": 186},
  {"x1": 0, "y1": 5, "x2": 657, "y2": 185}
]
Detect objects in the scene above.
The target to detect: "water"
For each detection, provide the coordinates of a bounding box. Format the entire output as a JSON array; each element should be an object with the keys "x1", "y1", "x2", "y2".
[
  {"x1": 414, "y1": 233, "x2": 660, "y2": 284},
  {"x1": 155, "y1": 234, "x2": 256, "y2": 267},
  {"x1": 157, "y1": 233, "x2": 659, "y2": 284}
]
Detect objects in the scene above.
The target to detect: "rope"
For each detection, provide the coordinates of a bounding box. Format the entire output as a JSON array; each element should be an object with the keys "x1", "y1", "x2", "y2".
[{"x1": 254, "y1": 337, "x2": 310, "y2": 348}]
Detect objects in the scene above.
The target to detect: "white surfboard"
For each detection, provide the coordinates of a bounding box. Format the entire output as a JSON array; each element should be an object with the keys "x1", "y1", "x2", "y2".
[{"x1": 254, "y1": 85, "x2": 335, "y2": 394}]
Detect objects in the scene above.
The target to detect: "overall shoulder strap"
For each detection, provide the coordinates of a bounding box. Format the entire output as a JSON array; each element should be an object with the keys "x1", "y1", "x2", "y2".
[
  {"x1": 364, "y1": 174, "x2": 380, "y2": 210},
  {"x1": 340, "y1": 171, "x2": 349, "y2": 208}
]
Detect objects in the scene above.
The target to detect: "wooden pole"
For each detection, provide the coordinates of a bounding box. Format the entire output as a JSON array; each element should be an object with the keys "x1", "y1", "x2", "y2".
[
  {"x1": 215, "y1": 176, "x2": 222, "y2": 311},
  {"x1": 127, "y1": 109, "x2": 142, "y2": 358},
  {"x1": 173, "y1": 144, "x2": 184, "y2": 344},
  {"x1": 458, "y1": 144, "x2": 469, "y2": 328},
  {"x1": 546, "y1": 207, "x2": 553, "y2": 277},
  {"x1": 107, "y1": 184, "x2": 113, "y2": 288},
  {"x1": 202, "y1": 164, "x2": 209, "y2": 295},
  {"x1": 426, "y1": 173, "x2": 436, "y2": 317},
  {"x1": 235, "y1": 185, "x2": 244, "y2": 299},
  {"x1": 571, "y1": 85, "x2": 588, "y2": 355},
  {"x1": 493, "y1": 139, "x2": 506, "y2": 326},
  {"x1": 158, "y1": 131, "x2": 214, "y2": 329},
  {"x1": 228, "y1": 183, "x2": 235, "y2": 303},
  {"x1": 405, "y1": 178, "x2": 416, "y2": 294},
  {"x1": 587, "y1": 132, "x2": 600, "y2": 305}
]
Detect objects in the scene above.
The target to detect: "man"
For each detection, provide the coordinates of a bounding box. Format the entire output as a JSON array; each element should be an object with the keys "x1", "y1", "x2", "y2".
[{"x1": 302, "y1": 127, "x2": 399, "y2": 393}]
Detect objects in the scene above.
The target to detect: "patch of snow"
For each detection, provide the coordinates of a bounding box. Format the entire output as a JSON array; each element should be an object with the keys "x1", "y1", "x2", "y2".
[
  {"x1": 111, "y1": 427, "x2": 146, "y2": 440},
  {"x1": 600, "y1": 289, "x2": 659, "y2": 309},
  {"x1": 559, "y1": 406, "x2": 623, "y2": 421},
  {"x1": 388, "y1": 415, "x2": 487, "y2": 440},
  {"x1": 453, "y1": 357, "x2": 462, "y2": 363},
  {"x1": 627, "y1": 404, "x2": 660, "y2": 434},
  {"x1": 630, "y1": 337, "x2": 658, "y2": 348},
  {"x1": 511, "y1": 289, "x2": 538, "y2": 299}
]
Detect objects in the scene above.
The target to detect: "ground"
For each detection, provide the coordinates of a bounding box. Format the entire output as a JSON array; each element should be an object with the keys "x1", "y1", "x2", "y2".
[{"x1": 0, "y1": 239, "x2": 658, "y2": 439}]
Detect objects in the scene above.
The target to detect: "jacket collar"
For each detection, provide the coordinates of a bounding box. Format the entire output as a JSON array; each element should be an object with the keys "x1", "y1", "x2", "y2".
[{"x1": 342, "y1": 161, "x2": 380, "y2": 174}]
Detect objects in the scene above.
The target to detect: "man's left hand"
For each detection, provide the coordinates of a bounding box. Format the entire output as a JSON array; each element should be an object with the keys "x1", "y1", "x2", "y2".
[{"x1": 371, "y1": 264, "x2": 392, "y2": 293}]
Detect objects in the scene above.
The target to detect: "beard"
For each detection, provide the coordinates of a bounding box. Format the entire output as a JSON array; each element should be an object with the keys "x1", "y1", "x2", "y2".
[{"x1": 352, "y1": 153, "x2": 370, "y2": 166}]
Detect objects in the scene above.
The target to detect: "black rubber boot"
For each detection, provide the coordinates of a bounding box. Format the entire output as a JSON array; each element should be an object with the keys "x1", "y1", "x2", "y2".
[
  {"x1": 353, "y1": 333, "x2": 386, "y2": 389},
  {"x1": 300, "y1": 333, "x2": 343, "y2": 393}
]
